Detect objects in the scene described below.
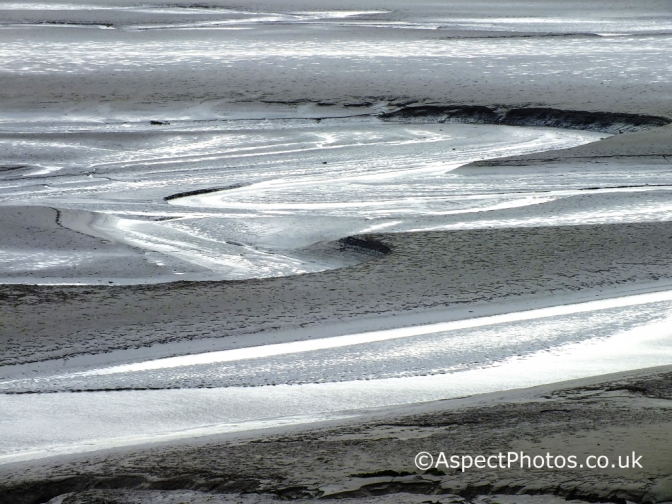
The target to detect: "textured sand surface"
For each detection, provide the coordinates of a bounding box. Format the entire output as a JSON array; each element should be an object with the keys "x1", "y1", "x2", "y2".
[
  {"x1": 3, "y1": 221, "x2": 672, "y2": 368},
  {"x1": 1, "y1": 366, "x2": 671, "y2": 504},
  {"x1": 459, "y1": 124, "x2": 672, "y2": 170},
  {"x1": 2, "y1": 0, "x2": 672, "y2": 501},
  {"x1": 3, "y1": 0, "x2": 672, "y2": 120}
]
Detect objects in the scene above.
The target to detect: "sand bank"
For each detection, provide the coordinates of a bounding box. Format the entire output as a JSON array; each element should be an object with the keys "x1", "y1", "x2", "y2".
[
  {"x1": 3, "y1": 221, "x2": 672, "y2": 368},
  {"x1": 1, "y1": 365, "x2": 670, "y2": 504},
  {"x1": 2, "y1": 0, "x2": 672, "y2": 500},
  {"x1": 458, "y1": 124, "x2": 672, "y2": 170}
]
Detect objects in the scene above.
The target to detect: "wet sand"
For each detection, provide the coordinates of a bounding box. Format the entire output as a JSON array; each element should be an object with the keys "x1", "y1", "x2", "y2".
[
  {"x1": 2, "y1": 0, "x2": 672, "y2": 501},
  {"x1": 1, "y1": 365, "x2": 671, "y2": 504},
  {"x1": 3, "y1": 220, "x2": 672, "y2": 369}
]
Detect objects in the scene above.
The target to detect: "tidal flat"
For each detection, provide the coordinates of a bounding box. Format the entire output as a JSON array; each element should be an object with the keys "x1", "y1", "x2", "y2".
[{"x1": 1, "y1": 0, "x2": 672, "y2": 502}]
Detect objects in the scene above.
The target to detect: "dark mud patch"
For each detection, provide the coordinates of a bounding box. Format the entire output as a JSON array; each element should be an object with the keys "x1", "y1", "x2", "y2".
[
  {"x1": 380, "y1": 105, "x2": 671, "y2": 134},
  {"x1": 7, "y1": 21, "x2": 115, "y2": 28},
  {"x1": 164, "y1": 183, "x2": 250, "y2": 201},
  {"x1": 0, "y1": 165, "x2": 31, "y2": 173},
  {"x1": 0, "y1": 474, "x2": 264, "y2": 504},
  {"x1": 505, "y1": 107, "x2": 670, "y2": 132},
  {"x1": 339, "y1": 236, "x2": 392, "y2": 255},
  {"x1": 578, "y1": 183, "x2": 672, "y2": 191},
  {"x1": 351, "y1": 470, "x2": 414, "y2": 478},
  {"x1": 441, "y1": 31, "x2": 603, "y2": 40},
  {"x1": 344, "y1": 101, "x2": 374, "y2": 108},
  {"x1": 381, "y1": 104, "x2": 500, "y2": 124}
]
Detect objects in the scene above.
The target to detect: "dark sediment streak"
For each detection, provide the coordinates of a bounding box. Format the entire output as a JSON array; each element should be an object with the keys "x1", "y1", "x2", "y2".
[
  {"x1": 0, "y1": 165, "x2": 31, "y2": 173},
  {"x1": 379, "y1": 105, "x2": 671, "y2": 134},
  {"x1": 163, "y1": 183, "x2": 250, "y2": 201}
]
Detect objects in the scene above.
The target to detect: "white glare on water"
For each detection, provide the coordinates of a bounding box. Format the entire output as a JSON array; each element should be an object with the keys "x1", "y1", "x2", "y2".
[
  {"x1": 2, "y1": 291, "x2": 672, "y2": 464},
  {"x1": 2, "y1": 0, "x2": 672, "y2": 465}
]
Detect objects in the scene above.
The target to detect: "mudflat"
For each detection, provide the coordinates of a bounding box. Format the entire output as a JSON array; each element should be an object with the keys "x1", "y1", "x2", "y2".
[
  {"x1": 1, "y1": 366, "x2": 671, "y2": 504},
  {"x1": 2, "y1": 0, "x2": 672, "y2": 502},
  {"x1": 3, "y1": 221, "x2": 672, "y2": 368}
]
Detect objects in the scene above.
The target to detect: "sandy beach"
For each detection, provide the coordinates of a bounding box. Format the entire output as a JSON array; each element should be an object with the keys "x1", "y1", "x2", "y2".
[{"x1": 1, "y1": 0, "x2": 672, "y2": 502}]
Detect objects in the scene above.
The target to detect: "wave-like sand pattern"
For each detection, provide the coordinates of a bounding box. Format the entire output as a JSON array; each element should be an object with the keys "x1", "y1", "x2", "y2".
[
  {"x1": 0, "y1": 206, "x2": 179, "y2": 283},
  {"x1": 3, "y1": 221, "x2": 672, "y2": 368},
  {"x1": 2, "y1": 0, "x2": 672, "y2": 501}
]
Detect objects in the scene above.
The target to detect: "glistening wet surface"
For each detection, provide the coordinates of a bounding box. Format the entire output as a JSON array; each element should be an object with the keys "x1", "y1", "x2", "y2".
[
  {"x1": 2, "y1": 290, "x2": 672, "y2": 463},
  {"x1": 0, "y1": 120, "x2": 609, "y2": 282},
  {"x1": 2, "y1": 0, "x2": 672, "y2": 468}
]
